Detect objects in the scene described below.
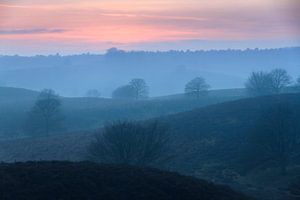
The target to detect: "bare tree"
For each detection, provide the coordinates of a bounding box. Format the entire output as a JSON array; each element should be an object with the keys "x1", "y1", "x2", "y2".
[
  {"x1": 88, "y1": 121, "x2": 171, "y2": 167},
  {"x1": 245, "y1": 71, "x2": 273, "y2": 96},
  {"x1": 245, "y1": 69, "x2": 292, "y2": 96},
  {"x1": 112, "y1": 79, "x2": 148, "y2": 100},
  {"x1": 269, "y1": 68, "x2": 292, "y2": 94},
  {"x1": 25, "y1": 89, "x2": 63, "y2": 136},
  {"x1": 129, "y1": 78, "x2": 149, "y2": 99},
  {"x1": 185, "y1": 77, "x2": 210, "y2": 99},
  {"x1": 249, "y1": 103, "x2": 299, "y2": 174},
  {"x1": 112, "y1": 85, "x2": 135, "y2": 99}
]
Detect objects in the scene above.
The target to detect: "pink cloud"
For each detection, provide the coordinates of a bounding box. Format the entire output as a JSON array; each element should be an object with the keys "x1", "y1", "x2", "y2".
[{"x1": 0, "y1": 0, "x2": 299, "y2": 54}]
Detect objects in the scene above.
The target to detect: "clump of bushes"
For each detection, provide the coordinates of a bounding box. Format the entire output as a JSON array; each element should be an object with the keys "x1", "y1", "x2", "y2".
[{"x1": 88, "y1": 121, "x2": 172, "y2": 167}]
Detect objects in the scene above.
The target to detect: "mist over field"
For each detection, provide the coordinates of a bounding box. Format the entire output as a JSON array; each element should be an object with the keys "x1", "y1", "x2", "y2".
[
  {"x1": 0, "y1": 47, "x2": 299, "y2": 97},
  {"x1": 1, "y1": 0, "x2": 300, "y2": 200}
]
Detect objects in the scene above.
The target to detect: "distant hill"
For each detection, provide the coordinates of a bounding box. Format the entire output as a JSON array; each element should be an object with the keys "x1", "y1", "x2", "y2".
[
  {"x1": 0, "y1": 87, "x2": 248, "y2": 138},
  {"x1": 0, "y1": 161, "x2": 253, "y2": 200},
  {"x1": 0, "y1": 87, "x2": 38, "y2": 100},
  {"x1": 0, "y1": 47, "x2": 299, "y2": 96}
]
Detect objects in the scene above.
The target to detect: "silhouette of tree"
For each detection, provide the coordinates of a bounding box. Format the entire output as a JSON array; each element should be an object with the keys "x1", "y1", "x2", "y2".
[
  {"x1": 184, "y1": 77, "x2": 210, "y2": 99},
  {"x1": 245, "y1": 69, "x2": 291, "y2": 96},
  {"x1": 25, "y1": 89, "x2": 63, "y2": 136},
  {"x1": 88, "y1": 121, "x2": 171, "y2": 167},
  {"x1": 269, "y1": 68, "x2": 292, "y2": 94},
  {"x1": 112, "y1": 85, "x2": 135, "y2": 99},
  {"x1": 245, "y1": 71, "x2": 273, "y2": 96},
  {"x1": 129, "y1": 78, "x2": 149, "y2": 99},
  {"x1": 112, "y1": 79, "x2": 149, "y2": 100}
]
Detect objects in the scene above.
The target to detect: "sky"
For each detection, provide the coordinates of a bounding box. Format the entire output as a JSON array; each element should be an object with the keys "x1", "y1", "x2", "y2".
[{"x1": 0, "y1": 0, "x2": 300, "y2": 55}]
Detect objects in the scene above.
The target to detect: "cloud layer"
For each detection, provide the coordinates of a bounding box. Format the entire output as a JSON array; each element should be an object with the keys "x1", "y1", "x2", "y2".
[
  {"x1": 0, "y1": 28, "x2": 66, "y2": 35},
  {"x1": 0, "y1": 0, "x2": 299, "y2": 54}
]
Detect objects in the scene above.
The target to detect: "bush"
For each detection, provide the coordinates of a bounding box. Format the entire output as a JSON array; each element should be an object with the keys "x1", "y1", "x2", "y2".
[{"x1": 88, "y1": 121, "x2": 171, "y2": 167}]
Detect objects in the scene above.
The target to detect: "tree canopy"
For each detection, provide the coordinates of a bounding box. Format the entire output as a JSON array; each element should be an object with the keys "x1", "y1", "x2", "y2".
[
  {"x1": 185, "y1": 77, "x2": 210, "y2": 99},
  {"x1": 25, "y1": 89, "x2": 63, "y2": 136},
  {"x1": 245, "y1": 69, "x2": 292, "y2": 96},
  {"x1": 112, "y1": 78, "x2": 149, "y2": 100}
]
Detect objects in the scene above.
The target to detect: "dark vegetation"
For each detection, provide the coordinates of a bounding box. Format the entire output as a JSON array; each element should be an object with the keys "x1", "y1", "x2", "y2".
[
  {"x1": 159, "y1": 93, "x2": 300, "y2": 199},
  {"x1": 25, "y1": 89, "x2": 64, "y2": 136},
  {"x1": 0, "y1": 161, "x2": 254, "y2": 200},
  {"x1": 88, "y1": 121, "x2": 171, "y2": 167},
  {"x1": 245, "y1": 68, "x2": 292, "y2": 96},
  {"x1": 112, "y1": 78, "x2": 149, "y2": 99},
  {"x1": 247, "y1": 103, "x2": 299, "y2": 175},
  {"x1": 185, "y1": 77, "x2": 210, "y2": 98}
]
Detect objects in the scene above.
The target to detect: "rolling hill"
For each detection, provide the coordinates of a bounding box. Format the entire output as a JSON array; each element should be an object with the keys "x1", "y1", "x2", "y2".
[
  {"x1": 0, "y1": 86, "x2": 247, "y2": 138},
  {"x1": 1, "y1": 93, "x2": 300, "y2": 163},
  {"x1": 1, "y1": 92, "x2": 299, "y2": 200},
  {"x1": 0, "y1": 161, "x2": 253, "y2": 200}
]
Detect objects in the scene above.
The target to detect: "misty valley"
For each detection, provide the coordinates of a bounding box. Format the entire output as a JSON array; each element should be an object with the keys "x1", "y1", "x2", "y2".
[
  {"x1": 1, "y1": 0, "x2": 300, "y2": 199},
  {"x1": 0, "y1": 50, "x2": 300, "y2": 199}
]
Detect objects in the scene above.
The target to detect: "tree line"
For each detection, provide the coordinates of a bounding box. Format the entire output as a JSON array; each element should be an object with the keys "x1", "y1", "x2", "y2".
[
  {"x1": 25, "y1": 69, "x2": 300, "y2": 137},
  {"x1": 18, "y1": 68, "x2": 300, "y2": 177}
]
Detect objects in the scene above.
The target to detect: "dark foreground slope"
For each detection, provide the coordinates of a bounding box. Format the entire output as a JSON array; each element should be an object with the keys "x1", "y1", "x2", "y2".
[{"x1": 0, "y1": 161, "x2": 253, "y2": 200}]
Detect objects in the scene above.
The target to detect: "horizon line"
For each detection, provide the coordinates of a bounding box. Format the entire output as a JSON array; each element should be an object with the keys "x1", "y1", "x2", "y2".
[{"x1": 1, "y1": 46, "x2": 299, "y2": 57}]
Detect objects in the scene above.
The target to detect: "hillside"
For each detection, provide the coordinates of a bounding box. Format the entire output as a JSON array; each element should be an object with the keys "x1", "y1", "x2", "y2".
[
  {"x1": 0, "y1": 87, "x2": 247, "y2": 138},
  {"x1": 1, "y1": 93, "x2": 299, "y2": 162},
  {"x1": 0, "y1": 87, "x2": 39, "y2": 102},
  {"x1": 1, "y1": 93, "x2": 300, "y2": 163},
  {"x1": 1, "y1": 93, "x2": 299, "y2": 199},
  {"x1": 160, "y1": 93, "x2": 300, "y2": 200},
  {"x1": 159, "y1": 93, "x2": 300, "y2": 172},
  {"x1": 0, "y1": 161, "x2": 253, "y2": 200}
]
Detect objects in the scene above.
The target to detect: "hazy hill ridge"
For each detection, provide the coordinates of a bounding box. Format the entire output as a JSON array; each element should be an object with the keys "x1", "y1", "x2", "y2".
[{"x1": 0, "y1": 47, "x2": 299, "y2": 96}]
